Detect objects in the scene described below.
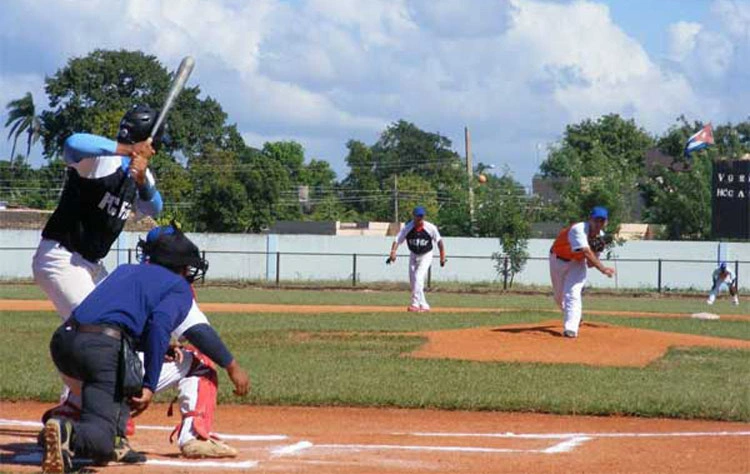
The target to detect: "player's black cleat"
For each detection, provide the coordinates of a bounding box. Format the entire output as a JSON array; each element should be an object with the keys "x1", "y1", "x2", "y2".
[
  {"x1": 112, "y1": 436, "x2": 147, "y2": 464},
  {"x1": 42, "y1": 419, "x2": 73, "y2": 474}
]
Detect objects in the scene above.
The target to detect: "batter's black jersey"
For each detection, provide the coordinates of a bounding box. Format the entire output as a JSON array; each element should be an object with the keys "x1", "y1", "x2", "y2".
[
  {"x1": 43, "y1": 166, "x2": 137, "y2": 262},
  {"x1": 396, "y1": 220, "x2": 442, "y2": 255}
]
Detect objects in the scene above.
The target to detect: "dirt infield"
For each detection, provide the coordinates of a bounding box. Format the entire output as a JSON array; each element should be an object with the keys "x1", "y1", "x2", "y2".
[
  {"x1": 1, "y1": 402, "x2": 748, "y2": 473},
  {"x1": 411, "y1": 320, "x2": 750, "y2": 366},
  {"x1": 2, "y1": 299, "x2": 750, "y2": 321}
]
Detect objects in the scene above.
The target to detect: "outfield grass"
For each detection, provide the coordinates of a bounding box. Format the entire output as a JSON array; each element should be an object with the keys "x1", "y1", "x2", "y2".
[
  {"x1": 2, "y1": 283, "x2": 748, "y2": 315},
  {"x1": 2, "y1": 310, "x2": 748, "y2": 421}
]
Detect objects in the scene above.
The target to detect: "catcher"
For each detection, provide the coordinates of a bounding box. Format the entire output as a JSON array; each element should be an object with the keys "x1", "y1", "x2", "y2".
[
  {"x1": 549, "y1": 206, "x2": 616, "y2": 338},
  {"x1": 707, "y1": 262, "x2": 739, "y2": 305}
]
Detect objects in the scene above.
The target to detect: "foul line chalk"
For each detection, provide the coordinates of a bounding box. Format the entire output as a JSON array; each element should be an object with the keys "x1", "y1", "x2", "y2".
[
  {"x1": 542, "y1": 436, "x2": 592, "y2": 453},
  {"x1": 404, "y1": 431, "x2": 750, "y2": 439},
  {"x1": 147, "y1": 459, "x2": 258, "y2": 469},
  {"x1": 271, "y1": 441, "x2": 314, "y2": 457},
  {"x1": 316, "y1": 443, "x2": 527, "y2": 454}
]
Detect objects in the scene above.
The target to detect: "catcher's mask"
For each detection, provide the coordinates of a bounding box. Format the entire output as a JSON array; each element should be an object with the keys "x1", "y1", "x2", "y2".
[
  {"x1": 117, "y1": 104, "x2": 171, "y2": 151},
  {"x1": 137, "y1": 222, "x2": 208, "y2": 283}
]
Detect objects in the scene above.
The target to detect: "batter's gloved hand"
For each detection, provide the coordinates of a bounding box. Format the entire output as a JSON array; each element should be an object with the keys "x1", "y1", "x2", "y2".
[{"x1": 128, "y1": 152, "x2": 150, "y2": 186}]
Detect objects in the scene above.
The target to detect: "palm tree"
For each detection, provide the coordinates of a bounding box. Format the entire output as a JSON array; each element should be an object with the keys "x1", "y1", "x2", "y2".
[{"x1": 5, "y1": 92, "x2": 41, "y2": 163}]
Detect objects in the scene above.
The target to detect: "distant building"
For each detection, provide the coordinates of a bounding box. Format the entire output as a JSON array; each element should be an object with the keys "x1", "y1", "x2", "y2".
[{"x1": 269, "y1": 221, "x2": 401, "y2": 236}]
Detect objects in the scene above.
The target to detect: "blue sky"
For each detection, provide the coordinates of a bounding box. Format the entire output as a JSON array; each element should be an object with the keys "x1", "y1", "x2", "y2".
[{"x1": 1, "y1": 0, "x2": 747, "y2": 188}]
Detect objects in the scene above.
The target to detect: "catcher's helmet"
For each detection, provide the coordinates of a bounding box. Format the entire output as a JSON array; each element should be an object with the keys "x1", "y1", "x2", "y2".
[
  {"x1": 116, "y1": 105, "x2": 169, "y2": 150},
  {"x1": 137, "y1": 222, "x2": 208, "y2": 283}
]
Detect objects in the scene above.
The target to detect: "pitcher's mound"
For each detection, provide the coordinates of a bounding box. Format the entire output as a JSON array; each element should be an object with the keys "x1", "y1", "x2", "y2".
[{"x1": 410, "y1": 320, "x2": 750, "y2": 367}]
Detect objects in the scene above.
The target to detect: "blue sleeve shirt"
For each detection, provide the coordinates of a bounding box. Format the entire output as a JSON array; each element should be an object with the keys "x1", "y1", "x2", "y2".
[
  {"x1": 71, "y1": 264, "x2": 193, "y2": 390},
  {"x1": 63, "y1": 133, "x2": 163, "y2": 217}
]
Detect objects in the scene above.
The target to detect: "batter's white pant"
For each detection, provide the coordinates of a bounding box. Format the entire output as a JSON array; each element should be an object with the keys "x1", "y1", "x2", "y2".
[
  {"x1": 32, "y1": 238, "x2": 203, "y2": 446},
  {"x1": 410, "y1": 251, "x2": 433, "y2": 309},
  {"x1": 549, "y1": 254, "x2": 587, "y2": 334}
]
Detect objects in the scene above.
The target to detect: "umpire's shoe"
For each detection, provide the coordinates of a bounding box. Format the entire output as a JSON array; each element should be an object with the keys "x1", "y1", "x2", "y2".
[
  {"x1": 111, "y1": 436, "x2": 147, "y2": 464},
  {"x1": 42, "y1": 419, "x2": 73, "y2": 474}
]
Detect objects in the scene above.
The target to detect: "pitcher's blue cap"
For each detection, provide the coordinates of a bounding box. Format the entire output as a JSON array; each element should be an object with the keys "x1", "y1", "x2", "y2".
[
  {"x1": 590, "y1": 206, "x2": 609, "y2": 220},
  {"x1": 413, "y1": 206, "x2": 426, "y2": 217}
]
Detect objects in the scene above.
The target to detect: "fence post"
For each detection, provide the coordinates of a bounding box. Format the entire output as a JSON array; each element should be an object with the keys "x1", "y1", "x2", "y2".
[
  {"x1": 427, "y1": 265, "x2": 432, "y2": 290},
  {"x1": 127, "y1": 249, "x2": 132, "y2": 264},
  {"x1": 503, "y1": 256, "x2": 509, "y2": 290},
  {"x1": 352, "y1": 253, "x2": 357, "y2": 287},
  {"x1": 657, "y1": 259, "x2": 662, "y2": 293},
  {"x1": 735, "y1": 260, "x2": 740, "y2": 289},
  {"x1": 201, "y1": 251, "x2": 207, "y2": 284},
  {"x1": 275, "y1": 252, "x2": 281, "y2": 287}
]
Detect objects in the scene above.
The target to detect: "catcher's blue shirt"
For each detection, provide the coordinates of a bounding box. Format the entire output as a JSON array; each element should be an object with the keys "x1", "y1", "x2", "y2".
[{"x1": 71, "y1": 264, "x2": 192, "y2": 390}]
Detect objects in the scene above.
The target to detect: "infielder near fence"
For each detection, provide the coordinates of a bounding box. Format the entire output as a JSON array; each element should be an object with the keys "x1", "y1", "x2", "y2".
[
  {"x1": 707, "y1": 261, "x2": 740, "y2": 305},
  {"x1": 388, "y1": 206, "x2": 446, "y2": 312},
  {"x1": 549, "y1": 206, "x2": 616, "y2": 338}
]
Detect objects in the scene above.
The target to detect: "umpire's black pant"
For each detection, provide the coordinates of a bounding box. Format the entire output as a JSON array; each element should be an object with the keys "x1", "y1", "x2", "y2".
[{"x1": 49, "y1": 323, "x2": 129, "y2": 461}]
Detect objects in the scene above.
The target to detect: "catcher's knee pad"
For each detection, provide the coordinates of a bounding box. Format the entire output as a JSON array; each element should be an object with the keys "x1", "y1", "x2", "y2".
[{"x1": 170, "y1": 349, "x2": 218, "y2": 443}]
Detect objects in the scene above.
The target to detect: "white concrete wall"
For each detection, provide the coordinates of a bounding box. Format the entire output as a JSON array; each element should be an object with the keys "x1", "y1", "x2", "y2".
[{"x1": 2, "y1": 230, "x2": 748, "y2": 291}]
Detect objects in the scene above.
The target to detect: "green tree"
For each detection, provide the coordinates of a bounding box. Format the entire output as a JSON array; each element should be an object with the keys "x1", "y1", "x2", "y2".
[
  {"x1": 41, "y1": 49, "x2": 243, "y2": 158},
  {"x1": 4, "y1": 92, "x2": 41, "y2": 162},
  {"x1": 640, "y1": 120, "x2": 715, "y2": 239},
  {"x1": 236, "y1": 146, "x2": 297, "y2": 231},
  {"x1": 340, "y1": 140, "x2": 381, "y2": 217},
  {"x1": 188, "y1": 146, "x2": 252, "y2": 232},
  {"x1": 475, "y1": 172, "x2": 531, "y2": 286},
  {"x1": 540, "y1": 114, "x2": 655, "y2": 225}
]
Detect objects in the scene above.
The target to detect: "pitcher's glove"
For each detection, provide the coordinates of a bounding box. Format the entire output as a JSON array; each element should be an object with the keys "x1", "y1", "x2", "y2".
[{"x1": 588, "y1": 235, "x2": 608, "y2": 253}]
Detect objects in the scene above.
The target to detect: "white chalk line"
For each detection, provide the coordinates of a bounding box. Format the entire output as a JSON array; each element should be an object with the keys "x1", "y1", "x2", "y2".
[
  {"x1": 271, "y1": 440, "x2": 314, "y2": 457},
  {"x1": 315, "y1": 444, "x2": 529, "y2": 454},
  {"x1": 403, "y1": 430, "x2": 750, "y2": 439},
  {"x1": 542, "y1": 436, "x2": 592, "y2": 453},
  {"x1": 147, "y1": 459, "x2": 259, "y2": 469},
  {"x1": 0, "y1": 418, "x2": 287, "y2": 441}
]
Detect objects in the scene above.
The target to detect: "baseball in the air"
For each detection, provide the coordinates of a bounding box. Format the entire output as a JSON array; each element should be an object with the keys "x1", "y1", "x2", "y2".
[{"x1": 478, "y1": 174, "x2": 487, "y2": 184}]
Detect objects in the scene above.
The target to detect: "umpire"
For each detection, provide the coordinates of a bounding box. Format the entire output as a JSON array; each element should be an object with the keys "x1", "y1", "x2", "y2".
[{"x1": 41, "y1": 227, "x2": 250, "y2": 473}]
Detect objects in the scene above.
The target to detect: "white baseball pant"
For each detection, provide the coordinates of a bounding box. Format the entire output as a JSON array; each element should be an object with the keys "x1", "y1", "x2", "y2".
[
  {"x1": 549, "y1": 254, "x2": 587, "y2": 334},
  {"x1": 409, "y1": 251, "x2": 433, "y2": 309},
  {"x1": 32, "y1": 238, "x2": 206, "y2": 446}
]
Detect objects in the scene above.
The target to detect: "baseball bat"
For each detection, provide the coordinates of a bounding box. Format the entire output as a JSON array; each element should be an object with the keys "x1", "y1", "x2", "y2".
[{"x1": 150, "y1": 56, "x2": 195, "y2": 138}]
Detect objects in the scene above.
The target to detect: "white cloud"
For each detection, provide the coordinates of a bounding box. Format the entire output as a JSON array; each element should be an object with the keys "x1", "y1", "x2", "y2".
[
  {"x1": 668, "y1": 21, "x2": 703, "y2": 61},
  {"x1": 1, "y1": 0, "x2": 747, "y2": 184}
]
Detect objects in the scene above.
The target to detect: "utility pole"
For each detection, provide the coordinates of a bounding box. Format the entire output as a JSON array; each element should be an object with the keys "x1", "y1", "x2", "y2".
[
  {"x1": 465, "y1": 126, "x2": 474, "y2": 230},
  {"x1": 393, "y1": 174, "x2": 399, "y2": 223}
]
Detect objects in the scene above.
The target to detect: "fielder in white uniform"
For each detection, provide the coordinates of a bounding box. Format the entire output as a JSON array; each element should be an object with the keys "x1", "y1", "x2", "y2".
[
  {"x1": 549, "y1": 206, "x2": 616, "y2": 338},
  {"x1": 388, "y1": 206, "x2": 446, "y2": 312},
  {"x1": 32, "y1": 107, "x2": 238, "y2": 460},
  {"x1": 707, "y1": 262, "x2": 739, "y2": 305}
]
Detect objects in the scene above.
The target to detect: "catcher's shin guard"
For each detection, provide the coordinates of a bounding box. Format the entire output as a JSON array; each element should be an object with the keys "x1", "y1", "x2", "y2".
[{"x1": 169, "y1": 350, "x2": 218, "y2": 444}]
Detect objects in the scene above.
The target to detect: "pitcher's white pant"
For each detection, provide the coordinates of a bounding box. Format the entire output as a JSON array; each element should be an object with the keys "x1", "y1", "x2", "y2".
[
  {"x1": 409, "y1": 251, "x2": 433, "y2": 309},
  {"x1": 549, "y1": 254, "x2": 587, "y2": 334},
  {"x1": 32, "y1": 238, "x2": 205, "y2": 446}
]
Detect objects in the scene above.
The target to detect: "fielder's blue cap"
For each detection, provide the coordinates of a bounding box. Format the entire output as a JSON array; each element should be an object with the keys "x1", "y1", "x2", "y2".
[
  {"x1": 413, "y1": 206, "x2": 426, "y2": 217},
  {"x1": 590, "y1": 206, "x2": 609, "y2": 220},
  {"x1": 720, "y1": 261, "x2": 727, "y2": 269}
]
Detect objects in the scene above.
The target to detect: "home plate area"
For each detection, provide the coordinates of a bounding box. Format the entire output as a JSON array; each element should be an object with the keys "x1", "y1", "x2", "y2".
[{"x1": 1, "y1": 403, "x2": 749, "y2": 473}]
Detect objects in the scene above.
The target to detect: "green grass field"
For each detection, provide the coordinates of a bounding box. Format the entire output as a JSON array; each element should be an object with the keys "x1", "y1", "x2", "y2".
[{"x1": 1, "y1": 301, "x2": 748, "y2": 421}]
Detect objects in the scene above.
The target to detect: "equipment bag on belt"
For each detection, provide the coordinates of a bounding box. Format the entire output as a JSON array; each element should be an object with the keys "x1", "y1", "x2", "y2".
[{"x1": 119, "y1": 334, "x2": 143, "y2": 398}]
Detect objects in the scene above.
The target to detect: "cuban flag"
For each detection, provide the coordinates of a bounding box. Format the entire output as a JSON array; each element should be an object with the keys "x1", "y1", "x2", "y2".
[{"x1": 684, "y1": 123, "x2": 714, "y2": 157}]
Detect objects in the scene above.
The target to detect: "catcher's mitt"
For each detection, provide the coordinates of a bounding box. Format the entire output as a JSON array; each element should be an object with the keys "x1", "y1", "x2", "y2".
[{"x1": 588, "y1": 235, "x2": 609, "y2": 253}]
